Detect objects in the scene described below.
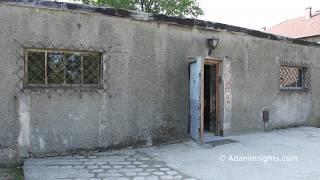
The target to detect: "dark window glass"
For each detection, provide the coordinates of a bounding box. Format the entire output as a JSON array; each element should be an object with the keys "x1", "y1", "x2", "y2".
[
  {"x1": 25, "y1": 50, "x2": 102, "y2": 87},
  {"x1": 65, "y1": 53, "x2": 81, "y2": 84},
  {"x1": 47, "y1": 52, "x2": 65, "y2": 84},
  {"x1": 83, "y1": 53, "x2": 101, "y2": 84},
  {"x1": 297, "y1": 68, "x2": 303, "y2": 87},
  {"x1": 27, "y1": 51, "x2": 45, "y2": 84}
]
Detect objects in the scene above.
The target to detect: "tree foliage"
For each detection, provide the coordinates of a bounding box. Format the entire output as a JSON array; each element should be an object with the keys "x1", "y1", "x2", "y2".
[{"x1": 80, "y1": 0, "x2": 204, "y2": 18}]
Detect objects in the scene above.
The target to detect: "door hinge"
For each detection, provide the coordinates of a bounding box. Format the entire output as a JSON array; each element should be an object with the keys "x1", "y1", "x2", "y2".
[{"x1": 218, "y1": 76, "x2": 222, "y2": 83}]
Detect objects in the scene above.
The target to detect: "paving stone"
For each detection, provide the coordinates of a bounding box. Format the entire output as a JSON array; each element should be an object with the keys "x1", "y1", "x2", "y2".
[
  {"x1": 108, "y1": 169, "x2": 120, "y2": 173},
  {"x1": 133, "y1": 162, "x2": 143, "y2": 165},
  {"x1": 146, "y1": 168, "x2": 156, "y2": 172},
  {"x1": 113, "y1": 178, "x2": 130, "y2": 180},
  {"x1": 152, "y1": 171, "x2": 165, "y2": 176},
  {"x1": 74, "y1": 165, "x2": 85, "y2": 169},
  {"x1": 96, "y1": 162, "x2": 107, "y2": 165},
  {"x1": 72, "y1": 155, "x2": 84, "y2": 159},
  {"x1": 61, "y1": 161, "x2": 83, "y2": 165},
  {"x1": 105, "y1": 157, "x2": 125, "y2": 162},
  {"x1": 120, "y1": 168, "x2": 144, "y2": 173},
  {"x1": 60, "y1": 165, "x2": 72, "y2": 168},
  {"x1": 127, "y1": 158, "x2": 136, "y2": 161},
  {"x1": 166, "y1": 171, "x2": 178, "y2": 175},
  {"x1": 97, "y1": 172, "x2": 122, "y2": 177},
  {"x1": 87, "y1": 165, "x2": 99, "y2": 169},
  {"x1": 137, "y1": 172, "x2": 150, "y2": 176},
  {"x1": 47, "y1": 165, "x2": 60, "y2": 168},
  {"x1": 133, "y1": 177, "x2": 144, "y2": 180},
  {"x1": 110, "y1": 161, "x2": 131, "y2": 165},
  {"x1": 85, "y1": 162, "x2": 97, "y2": 165},
  {"x1": 174, "y1": 175, "x2": 183, "y2": 179},
  {"x1": 101, "y1": 165, "x2": 112, "y2": 169},
  {"x1": 160, "y1": 175, "x2": 174, "y2": 179},
  {"x1": 145, "y1": 176, "x2": 160, "y2": 180},
  {"x1": 91, "y1": 169, "x2": 104, "y2": 173},
  {"x1": 139, "y1": 164, "x2": 149, "y2": 168},
  {"x1": 68, "y1": 172, "x2": 95, "y2": 178},
  {"x1": 159, "y1": 168, "x2": 170, "y2": 171},
  {"x1": 124, "y1": 172, "x2": 137, "y2": 176},
  {"x1": 23, "y1": 150, "x2": 197, "y2": 180}
]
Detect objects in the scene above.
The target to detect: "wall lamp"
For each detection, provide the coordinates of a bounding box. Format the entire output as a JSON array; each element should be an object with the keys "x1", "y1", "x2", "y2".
[{"x1": 207, "y1": 38, "x2": 219, "y2": 56}]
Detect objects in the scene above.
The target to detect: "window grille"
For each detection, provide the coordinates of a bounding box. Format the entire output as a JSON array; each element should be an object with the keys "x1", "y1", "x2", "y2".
[
  {"x1": 25, "y1": 49, "x2": 102, "y2": 88},
  {"x1": 280, "y1": 65, "x2": 309, "y2": 90}
]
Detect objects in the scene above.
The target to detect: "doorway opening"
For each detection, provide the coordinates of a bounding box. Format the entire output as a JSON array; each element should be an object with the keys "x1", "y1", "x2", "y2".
[
  {"x1": 204, "y1": 64, "x2": 216, "y2": 133},
  {"x1": 189, "y1": 57, "x2": 222, "y2": 142},
  {"x1": 203, "y1": 60, "x2": 221, "y2": 137}
]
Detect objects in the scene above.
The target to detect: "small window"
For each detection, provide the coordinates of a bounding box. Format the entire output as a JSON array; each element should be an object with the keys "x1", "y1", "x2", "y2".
[
  {"x1": 280, "y1": 65, "x2": 307, "y2": 90},
  {"x1": 25, "y1": 49, "x2": 102, "y2": 87}
]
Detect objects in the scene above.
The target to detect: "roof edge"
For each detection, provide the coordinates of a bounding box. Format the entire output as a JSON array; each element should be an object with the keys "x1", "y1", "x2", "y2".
[
  {"x1": 296, "y1": 34, "x2": 320, "y2": 39},
  {"x1": 2, "y1": 0, "x2": 320, "y2": 48}
]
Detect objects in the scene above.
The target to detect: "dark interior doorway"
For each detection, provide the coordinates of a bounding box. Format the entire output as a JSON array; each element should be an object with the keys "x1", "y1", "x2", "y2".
[{"x1": 204, "y1": 64, "x2": 217, "y2": 135}]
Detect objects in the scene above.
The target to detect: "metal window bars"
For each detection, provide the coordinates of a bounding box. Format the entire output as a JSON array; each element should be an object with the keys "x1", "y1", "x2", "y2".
[
  {"x1": 25, "y1": 49, "x2": 102, "y2": 87},
  {"x1": 14, "y1": 40, "x2": 123, "y2": 96},
  {"x1": 280, "y1": 64, "x2": 311, "y2": 91}
]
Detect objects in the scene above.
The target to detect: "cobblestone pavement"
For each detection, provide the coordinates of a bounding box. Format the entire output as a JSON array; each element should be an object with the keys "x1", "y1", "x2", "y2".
[{"x1": 24, "y1": 150, "x2": 197, "y2": 180}]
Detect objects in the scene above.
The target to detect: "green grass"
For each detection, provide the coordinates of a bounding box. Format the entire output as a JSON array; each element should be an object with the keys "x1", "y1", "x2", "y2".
[{"x1": 0, "y1": 165, "x2": 24, "y2": 180}]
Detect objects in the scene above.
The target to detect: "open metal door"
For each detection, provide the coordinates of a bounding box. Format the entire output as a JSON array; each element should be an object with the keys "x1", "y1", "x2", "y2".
[{"x1": 189, "y1": 56, "x2": 204, "y2": 141}]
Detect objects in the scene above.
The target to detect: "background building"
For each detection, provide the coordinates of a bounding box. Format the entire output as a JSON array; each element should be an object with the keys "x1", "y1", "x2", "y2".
[{"x1": 267, "y1": 7, "x2": 320, "y2": 42}]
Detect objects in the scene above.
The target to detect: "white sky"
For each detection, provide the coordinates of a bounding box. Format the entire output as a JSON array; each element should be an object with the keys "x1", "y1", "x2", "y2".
[{"x1": 198, "y1": 0, "x2": 320, "y2": 30}]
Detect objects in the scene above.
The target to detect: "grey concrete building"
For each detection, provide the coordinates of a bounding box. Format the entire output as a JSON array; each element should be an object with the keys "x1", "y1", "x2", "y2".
[{"x1": 1, "y1": 0, "x2": 320, "y2": 164}]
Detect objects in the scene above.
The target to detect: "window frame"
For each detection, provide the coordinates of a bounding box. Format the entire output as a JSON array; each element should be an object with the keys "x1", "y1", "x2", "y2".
[
  {"x1": 279, "y1": 65, "x2": 308, "y2": 92},
  {"x1": 24, "y1": 48, "x2": 103, "y2": 89}
]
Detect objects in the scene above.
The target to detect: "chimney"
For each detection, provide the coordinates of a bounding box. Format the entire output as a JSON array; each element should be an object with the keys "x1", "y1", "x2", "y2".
[{"x1": 305, "y1": 7, "x2": 312, "y2": 19}]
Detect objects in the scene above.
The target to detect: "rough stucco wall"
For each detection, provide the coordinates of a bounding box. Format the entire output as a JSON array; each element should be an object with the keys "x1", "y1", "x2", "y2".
[
  {"x1": 0, "y1": 3, "x2": 20, "y2": 163},
  {"x1": 212, "y1": 34, "x2": 320, "y2": 135},
  {"x1": 0, "y1": 3, "x2": 320, "y2": 163},
  {"x1": 0, "y1": 4, "x2": 201, "y2": 161}
]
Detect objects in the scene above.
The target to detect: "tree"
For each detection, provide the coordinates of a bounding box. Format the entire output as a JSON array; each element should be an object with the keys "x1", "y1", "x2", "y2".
[{"x1": 80, "y1": 0, "x2": 204, "y2": 18}]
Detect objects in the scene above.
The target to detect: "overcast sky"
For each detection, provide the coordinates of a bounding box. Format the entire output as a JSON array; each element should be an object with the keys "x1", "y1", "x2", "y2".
[{"x1": 198, "y1": 0, "x2": 320, "y2": 30}]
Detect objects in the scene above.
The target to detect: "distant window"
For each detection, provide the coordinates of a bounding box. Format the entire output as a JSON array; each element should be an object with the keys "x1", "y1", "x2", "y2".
[
  {"x1": 25, "y1": 49, "x2": 102, "y2": 87},
  {"x1": 280, "y1": 65, "x2": 307, "y2": 90}
]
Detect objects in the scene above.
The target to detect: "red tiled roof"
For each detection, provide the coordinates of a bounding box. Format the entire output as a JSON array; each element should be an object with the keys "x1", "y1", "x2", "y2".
[{"x1": 266, "y1": 13, "x2": 320, "y2": 38}]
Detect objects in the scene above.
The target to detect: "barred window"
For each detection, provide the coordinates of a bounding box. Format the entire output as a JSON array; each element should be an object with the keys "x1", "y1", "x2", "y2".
[
  {"x1": 280, "y1": 65, "x2": 308, "y2": 90},
  {"x1": 25, "y1": 49, "x2": 102, "y2": 87}
]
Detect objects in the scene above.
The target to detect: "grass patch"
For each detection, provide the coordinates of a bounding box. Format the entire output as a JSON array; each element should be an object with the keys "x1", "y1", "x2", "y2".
[{"x1": 0, "y1": 164, "x2": 24, "y2": 180}]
